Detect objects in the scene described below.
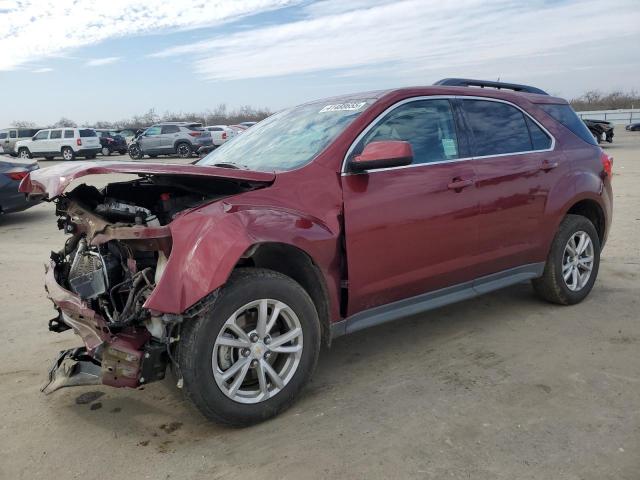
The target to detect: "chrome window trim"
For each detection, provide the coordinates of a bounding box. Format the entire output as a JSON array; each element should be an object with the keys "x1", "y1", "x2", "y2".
[{"x1": 340, "y1": 95, "x2": 556, "y2": 176}]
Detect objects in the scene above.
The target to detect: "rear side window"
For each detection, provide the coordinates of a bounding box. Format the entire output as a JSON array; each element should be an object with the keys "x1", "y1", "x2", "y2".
[
  {"x1": 187, "y1": 125, "x2": 205, "y2": 131},
  {"x1": 525, "y1": 117, "x2": 552, "y2": 150},
  {"x1": 50, "y1": 129, "x2": 62, "y2": 139},
  {"x1": 79, "y1": 129, "x2": 96, "y2": 137},
  {"x1": 161, "y1": 125, "x2": 180, "y2": 134},
  {"x1": 208, "y1": 127, "x2": 223, "y2": 131},
  {"x1": 353, "y1": 99, "x2": 460, "y2": 165},
  {"x1": 539, "y1": 104, "x2": 596, "y2": 145},
  {"x1": 64, "y1": 130, "x2": 75, "y2": 138},
  {"x1": 18, "y1": 129, "x2": 37, "y2": 137},
  {"x1": 462, "y1": 100, "x2": 532, "y2": 156}
]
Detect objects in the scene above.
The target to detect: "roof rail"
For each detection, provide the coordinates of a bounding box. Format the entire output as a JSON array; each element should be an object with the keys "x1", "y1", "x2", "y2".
[{"x1": 434, "y1": 78, "x2": 548, "y2": 95}]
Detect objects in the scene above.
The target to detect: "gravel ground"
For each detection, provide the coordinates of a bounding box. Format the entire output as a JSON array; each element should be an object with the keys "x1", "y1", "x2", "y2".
[{"x1": 0, "y1": 133, "x2": 638, "y2": 479}]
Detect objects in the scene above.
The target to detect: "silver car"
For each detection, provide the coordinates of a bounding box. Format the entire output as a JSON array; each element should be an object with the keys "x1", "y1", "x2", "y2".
[
  {"x1": 136, "y1": 122, "x2": 213, "y2": 158},
  {"x1": 0, "y1": 127, "x2": 41, "y2": 156}
]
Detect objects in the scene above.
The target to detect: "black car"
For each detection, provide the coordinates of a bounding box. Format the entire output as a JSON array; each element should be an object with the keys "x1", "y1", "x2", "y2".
[
  {"x1": 583, "y1": 119, "x2": 614, "y2": 143},
  {"x1": 95, "y1": 130, "x2": 128, "y2": 156},
  {"x1": 626, "y1": 122, "x2": 640, "y2": 131},
  {"x1": 0, "y1": 158, "x2": 40, "y2": 215}
]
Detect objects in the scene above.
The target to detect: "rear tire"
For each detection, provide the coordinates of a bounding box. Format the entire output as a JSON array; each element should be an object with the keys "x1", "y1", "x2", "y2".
[
  {"x1": 532, "y1": 214, "x2": 600, "y2": 305},
  {"x1": 177, "y1": 268, "x2": 320, "y2": 427},
  {"x1": 101, "y1": 147, "x2": 110, "y2": 156},
  {"x1": 61, "y1": 147, "x2": 75, "y2": 161},
  {"x1": 176, "y1": 142, "x2": 192, "y2": 159}
]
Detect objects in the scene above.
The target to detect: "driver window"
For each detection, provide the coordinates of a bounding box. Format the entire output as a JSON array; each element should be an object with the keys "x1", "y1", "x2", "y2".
[
  {"x1": 145, "y1": 126, "x2": 162, "y2": 136},
  {"x1": 353, "y1": 99, "x2": 460, "y2": 165},
  {"x1": 34, "y1": 130, "x2": 49, "y2": 140}
]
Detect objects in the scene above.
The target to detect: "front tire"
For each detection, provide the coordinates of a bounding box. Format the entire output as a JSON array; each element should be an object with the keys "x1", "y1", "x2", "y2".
[
  {"x1": 101, "y1": 147, "x2": 110, "y2": 156},
  {"x1": 18, "y1": 148, "x2": 32, "y2": 159},
  {"x1": 128, "y1": 144, "x2": 143, "y2": 160},
  {"x1": 177, "y1": 268, "x2": 320, "y2": 427},
  {"x1": 532, "y1": 214, "x2": 600, "y2": 305}
]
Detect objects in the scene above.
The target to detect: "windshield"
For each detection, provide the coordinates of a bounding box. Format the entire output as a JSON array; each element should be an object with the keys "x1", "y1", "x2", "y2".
[{"x1": 197, "y1": 98, "x2": 374, "y2": 171}]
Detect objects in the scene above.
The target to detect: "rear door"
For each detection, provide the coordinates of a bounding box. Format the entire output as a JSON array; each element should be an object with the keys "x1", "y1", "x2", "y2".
[
  {"x1": 460, "y1": 98, "x2": 563, "y2": 275},
  {"x1": 342, "y1": 98, "x2": 480, "y2": 314},
  {"x1": 160, "y1": 124, "x2": 180, "y2": 151},
  {"x1": 49, "y1": 129, "x2": 63, "y2": 153}
]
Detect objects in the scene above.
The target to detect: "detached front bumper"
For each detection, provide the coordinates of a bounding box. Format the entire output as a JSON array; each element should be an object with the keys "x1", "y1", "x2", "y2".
[{"x1": 43, "y1": 261, "x2": 158, "y2": 393}]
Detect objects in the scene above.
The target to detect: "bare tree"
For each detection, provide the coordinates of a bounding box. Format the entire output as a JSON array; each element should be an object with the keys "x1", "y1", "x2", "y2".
[
  {"x1": 11, "y1": 120, "x2": 37, "y2": 128},
  {"x1": 52, "y1": 117, "x2": 77, "y2": 128}
]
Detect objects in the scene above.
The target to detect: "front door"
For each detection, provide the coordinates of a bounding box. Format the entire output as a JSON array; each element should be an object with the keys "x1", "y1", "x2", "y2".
[
  {"x1": 139, "y1": 126, "x2": 162, "y2": 153},
  {"x1": 31, "y1": 130, "x2": 50, "y2": 154},
  {"x1": 459, "y1": 98, "x2": 565, "y2": 275},
  {"x1": 342, "y1": 98, "x2": 479, "y2": 315}
]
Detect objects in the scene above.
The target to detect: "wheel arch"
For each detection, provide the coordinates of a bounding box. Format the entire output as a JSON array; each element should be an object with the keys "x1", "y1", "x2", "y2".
[
  {"x1": 237, "y1": 242, "x2": 332, "y2": 347},
  {"x1": 565, "y1": 198, "x2": 605, "y2": 246}
]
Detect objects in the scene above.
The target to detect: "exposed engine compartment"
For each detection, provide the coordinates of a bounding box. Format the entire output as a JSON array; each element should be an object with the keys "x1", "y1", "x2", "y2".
[{"x1": 43, "y1": 173, "x2": 266, "y2": 392}]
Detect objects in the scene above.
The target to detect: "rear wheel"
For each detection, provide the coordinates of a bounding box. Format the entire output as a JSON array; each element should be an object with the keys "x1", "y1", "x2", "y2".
[
  {"x1": 61, "y1": 147, "x2": 75, "y2": 161},
  {"x1": 18, "y1": 148, "x2": 32, "y2": 159},
  {"x1": 532, "y1": 214, "x2": 600, "y2": 305},
  {"x1": 101, "y1": 147, "x2": 110, "y2": 156},
  {"x1": 177, "y1": 268, "x2": 320, "y2": 426},
  {"x1": 176, "y1": 142, "x2": 192, "y2": 158}
]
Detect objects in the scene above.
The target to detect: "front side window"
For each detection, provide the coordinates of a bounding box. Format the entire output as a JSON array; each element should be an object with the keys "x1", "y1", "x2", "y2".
[
  {"x1": 34, "y1": 130, "x2": 49, "y2": 140},
  {"x1": 10, "y1": 130, "x2": 17, "y2": 138},
  {"x1": 462, "y1": 99, "x2": 533, "y2": 156},
  {"x1": 50, "y1": 129, "x2": 62, "y2": 139},
  {"x1": 64, "y1": 130, "x2": 74, "y2": 138},
  {"x1": 145, "y1": 126, "x2": 162, "y2": 136},
  {"x1": 351, "y1": 99, "x2": 460, "y2": 165},
  {"x1": 198, "y1": 98, "x2": 375, "y2": 171}
]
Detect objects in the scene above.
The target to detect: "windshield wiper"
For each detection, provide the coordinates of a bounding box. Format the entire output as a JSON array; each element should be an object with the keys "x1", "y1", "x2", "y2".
[{"x1": 212, "y1": 162, "x2": 241, "y2": 169}]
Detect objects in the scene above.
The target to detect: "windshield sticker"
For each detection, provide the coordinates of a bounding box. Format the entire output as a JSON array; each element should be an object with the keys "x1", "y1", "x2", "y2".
[{"x1": 319, "y1": 102, "x2": 367, "y2": 113}]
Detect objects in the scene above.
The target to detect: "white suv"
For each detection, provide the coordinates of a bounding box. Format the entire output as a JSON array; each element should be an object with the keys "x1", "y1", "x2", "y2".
[
  {"x1": 15, "y1": 128, "x2": 101, "y2": 161},
  {"x1": 204, "y1": 125, "x2": 236, "y2": 146}
]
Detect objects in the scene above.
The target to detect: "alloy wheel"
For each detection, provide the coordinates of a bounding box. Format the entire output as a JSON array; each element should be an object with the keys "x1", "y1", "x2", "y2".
[
  {"x1": 212, "y1": 299, "x2": 303, "y2": 404},
  {"x1": 562, "y1": 231, "x2": 594, "y2": 291}
]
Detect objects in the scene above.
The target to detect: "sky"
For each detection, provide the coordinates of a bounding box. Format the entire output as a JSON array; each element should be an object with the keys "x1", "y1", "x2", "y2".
[{"x1": 0, "y1": 0, "x2": 638, "y2": 126}]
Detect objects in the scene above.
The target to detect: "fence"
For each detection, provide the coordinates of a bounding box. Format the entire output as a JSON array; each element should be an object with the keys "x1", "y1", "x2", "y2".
[{"x1": 576, "y1": 109, "x2": 639, "y2": 125}]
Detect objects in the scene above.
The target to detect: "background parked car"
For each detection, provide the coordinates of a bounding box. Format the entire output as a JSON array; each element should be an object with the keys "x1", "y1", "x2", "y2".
[
  {"x1": 583, "y1": 119, "x2": 614, "y2": 143},
  {"x1": 204, "y1": 125, "x2": 236, "y2": 146},
  {"x1": 95, "y1": 129, "x2": 128, "y2": 155},
  {"x1": 15, "y1": 128, "x2": 101, "y2": 161},
  {"x1": 129, "y1": 122, "x2": 213, "y2": 159},
  {"x1": 116, "y1": 128, "x2": 142, "y2": 145},
  {"x1": 0, "y1": 157, "x2": 40, "y2": 215},
  {"x1": 626, "y1": 122, "x2": 640, "y2": 131},
  {"x1": 228, "y1": 124, "x2": 248, "y2": 135},
  {"x1": 0, "y1": 128, "x2": 42, "y2": 156}
]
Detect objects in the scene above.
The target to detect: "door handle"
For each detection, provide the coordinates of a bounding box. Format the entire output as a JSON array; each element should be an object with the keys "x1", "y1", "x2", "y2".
[
  {"x1": 540, "y1": 160, "x2": 558, "y2": 172},
  {"x1": 447, "y1": 178, "x2": 474, "y2": 191}
]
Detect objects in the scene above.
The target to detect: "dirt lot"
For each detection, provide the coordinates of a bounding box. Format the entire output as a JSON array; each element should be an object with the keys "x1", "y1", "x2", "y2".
[{"x1": 0, "y1": 133, "x2": 638, "y2": 480}]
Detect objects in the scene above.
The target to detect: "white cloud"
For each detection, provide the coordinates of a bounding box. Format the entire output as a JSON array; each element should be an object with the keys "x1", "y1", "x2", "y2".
[
  {"x1": 31, "y1": 67, "x2": 53, "y2": 73},
  {"x1": 0, "y1": 0, "x2": 299, "y2": 71},
  {"x1": 152, "y1": 0, "x2": 640, "y2": 83},
  {"x1": 86, "y1": 57, "x2": 121, "y2": 67}
]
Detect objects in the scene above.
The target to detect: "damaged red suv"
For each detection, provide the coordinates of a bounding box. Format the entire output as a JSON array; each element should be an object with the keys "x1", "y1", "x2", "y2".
[{"x1": 21, "y1": 79, "x2": 613, "y2": 426}]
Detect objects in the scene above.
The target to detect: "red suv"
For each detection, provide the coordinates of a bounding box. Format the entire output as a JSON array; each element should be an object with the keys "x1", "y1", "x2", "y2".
[{"x1": 21, "y1": 79, "x2": 613, "y2": 426}]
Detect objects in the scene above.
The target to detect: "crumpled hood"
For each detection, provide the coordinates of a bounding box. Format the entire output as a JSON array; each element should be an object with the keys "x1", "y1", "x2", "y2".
[{"x1": 18, "y1": 161, "x2": 275, "y2": 199}]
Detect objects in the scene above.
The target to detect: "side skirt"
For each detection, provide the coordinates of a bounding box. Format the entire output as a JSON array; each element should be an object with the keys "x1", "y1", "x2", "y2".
[{"x1": 331, "y1": 263, "x2": 545, "y2": 339}]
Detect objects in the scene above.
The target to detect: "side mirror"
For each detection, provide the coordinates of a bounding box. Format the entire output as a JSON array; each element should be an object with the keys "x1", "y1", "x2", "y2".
[{"x1": 351, "y1": 141, "x2": 413, "y2": 172}]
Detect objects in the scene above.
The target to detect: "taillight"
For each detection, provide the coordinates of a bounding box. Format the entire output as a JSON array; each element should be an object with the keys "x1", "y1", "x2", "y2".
[
  {"x1": 222, "y1": 132, "x2": 227, "y2": 140},
  {"x1": 600, "y1": 150, "x2": 613, "y2": 177},
  {"x1": 188, "y1": 132, "x2": 202, "y2": 137},
  {"x1": 4, "y1": 171, "x2": 28, "y2": 181},
  {"x1": 77, "y1": 138, "x2": 82, "y2": 146}
]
